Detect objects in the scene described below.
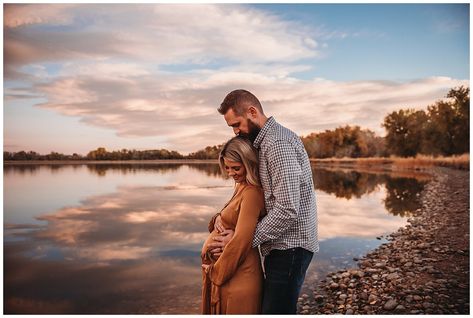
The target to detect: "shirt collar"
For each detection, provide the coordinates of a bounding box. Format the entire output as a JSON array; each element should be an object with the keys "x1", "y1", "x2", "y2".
[{"x1": 253, "y1": 116, "x2": 275, "y2": 149}]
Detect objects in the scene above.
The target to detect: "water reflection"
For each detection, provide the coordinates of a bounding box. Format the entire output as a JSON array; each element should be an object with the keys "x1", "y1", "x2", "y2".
[
  {"x1": 384, "y1": 177, "x2": 425, "y2": 217},
  {"x1": 32, "y1": 185, "x2": 230, "y2": 258},
  {"x1": 314, "y1": 167, "x2": 428, "y2": 217},
  {"x1": 4, "y1": 164, "x2": 59, "y2": 176},
  {"x1": 5, "y1": 182, "x2": 229, "y2": 314},
  {"x1": 4, "y1": 163, "x2": 431, "y2": 314},
  {"x1": 5, "y1": 163, "x2": 429, "y2": 218},
  {"x1": 187, "y1": 163, "x2": 222, "y2": 178},
  {"x1": 5, "y1": 246, "x2": 202, "y2": 314},
  {"x1": 313, "y1": 168, "x2": 381, "y2": 199},
  {"x1": 85, "y1": 164, "x2": 185, "y2": 177},
  {"x1": 4, "y1": 162, "x2": 221, "y2": 178}
]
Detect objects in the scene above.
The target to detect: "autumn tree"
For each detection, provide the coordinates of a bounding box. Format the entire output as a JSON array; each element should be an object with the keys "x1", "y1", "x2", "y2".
[
  {"x1": 302, "y1": 126, "x2": 385, "y2": 158},
  {"x1": 187, "y1": 145, "x2": 224, "y2": 159},
  {"x1": 383, "y1": 109, "x2": 428, "y2": 157},
  {"x1": 423, "y1": 86, "x2": 469, "y2": 155},
  {"x1": 383, "y1": 86, "x2": 469, "y2": 157}
]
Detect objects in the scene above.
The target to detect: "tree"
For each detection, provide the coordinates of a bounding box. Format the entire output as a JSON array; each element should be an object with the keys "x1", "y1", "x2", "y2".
[
  {"x1": 383, "y1": 109, "x2": 428, "y2": 157},
  {"x1": 4, "y1": 151, "x2": 13, "y2": 160},
  {"x1": 447, "y1": 86, "x2": 469, "y2": 154},
  {"x1": 302, "y1": 126, "x2": 386, "y2": 158},
  {"x1": 421, "y1": 86, "x2": 469, "y2": 155}
]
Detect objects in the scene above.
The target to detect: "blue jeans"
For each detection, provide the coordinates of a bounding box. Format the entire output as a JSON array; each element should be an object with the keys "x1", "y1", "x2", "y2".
[{"x1": 262, "y1": 247, "x2": 314, "y2": 314}]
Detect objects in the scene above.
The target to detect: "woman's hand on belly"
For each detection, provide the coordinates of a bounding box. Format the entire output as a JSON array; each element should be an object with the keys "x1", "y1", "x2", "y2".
[{"x1": 207, "y1": 229, "x2": 234, "y2": 260}]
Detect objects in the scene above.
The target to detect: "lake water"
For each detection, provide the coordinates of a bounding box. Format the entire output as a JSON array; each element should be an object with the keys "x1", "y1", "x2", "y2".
[{"x1": 4, "y1": 163, "x2": 431, "y2": 314}]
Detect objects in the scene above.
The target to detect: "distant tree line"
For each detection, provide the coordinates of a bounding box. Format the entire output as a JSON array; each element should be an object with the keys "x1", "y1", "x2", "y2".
[
  {"x1": 85, "y1": 147, "x2": 184, "y2": 160},
  {"x1": 4, "y1": 86, "x2": 469, "y2": 161},
  {"x1": 3, "y1": 151, "x2": 83, "y2": 161},
  {"x1": 4, "y1": 148, "x2": 184, "y2": 161},
  {"x1": 4, "y1": 145, "x2": 224, "y2": 161},
  {"x1": 186, "y1": 145, "x2": 224, "y2": 159}
]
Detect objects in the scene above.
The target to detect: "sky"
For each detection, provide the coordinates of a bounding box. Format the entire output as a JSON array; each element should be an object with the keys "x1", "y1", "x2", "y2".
[{"x1": 3, "y1": 3, "x2": 470, "y2": 156}]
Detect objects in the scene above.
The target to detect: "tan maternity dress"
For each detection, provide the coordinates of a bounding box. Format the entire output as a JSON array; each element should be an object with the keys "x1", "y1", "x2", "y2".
[{"x1": 201, "y1": 183, "x2": 265, "y2": 314}]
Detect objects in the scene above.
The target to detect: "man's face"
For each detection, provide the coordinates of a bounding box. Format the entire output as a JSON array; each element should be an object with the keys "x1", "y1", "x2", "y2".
[
  {"x1": 224, "y1": 108, "x2": 247, "y2": 136},
  {"x1": 224, "y1": 108, "x2": 260, "y2": 142}
]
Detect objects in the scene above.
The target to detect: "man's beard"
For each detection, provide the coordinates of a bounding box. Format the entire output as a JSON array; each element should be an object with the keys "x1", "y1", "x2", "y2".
[{"x1": 240, "y1": 118, "x2": 261, "y2": 143}]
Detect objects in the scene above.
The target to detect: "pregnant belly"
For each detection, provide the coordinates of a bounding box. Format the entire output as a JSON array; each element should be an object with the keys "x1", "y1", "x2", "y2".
[{"x1": 201, "y1": 230, "x2": 220, "y2": 263}]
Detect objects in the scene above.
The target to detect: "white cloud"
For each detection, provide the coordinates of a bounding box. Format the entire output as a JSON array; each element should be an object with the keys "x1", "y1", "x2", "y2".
[
  {"x1": 29, "y1": 68, "x2": 468, "y2": 153},
  {"x1": 78, "y1": 245, "x2": 152, "y2": 261},
  {"x1": 4, "y1": 4, "x2": 77, "y2": 28},
  {"x1": 4, "y1": 4, "x2": 319, "y2": 70}
]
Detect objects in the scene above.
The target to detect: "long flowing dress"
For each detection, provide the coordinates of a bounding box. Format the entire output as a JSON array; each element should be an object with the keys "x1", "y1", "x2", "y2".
[{"x1": 201, "y1": 183, "x2": 265, "y2": 314}]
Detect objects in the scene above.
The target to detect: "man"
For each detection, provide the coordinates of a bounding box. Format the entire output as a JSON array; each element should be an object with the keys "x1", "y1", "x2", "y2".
[{"x1": 208, "y1": 89, "x2": 319, "y2": 314}]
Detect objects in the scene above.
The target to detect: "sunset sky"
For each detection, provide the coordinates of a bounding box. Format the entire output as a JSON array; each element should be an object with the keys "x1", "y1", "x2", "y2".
[{"x1": 4, "y1": 3, "x2": 469, "y2": 155}]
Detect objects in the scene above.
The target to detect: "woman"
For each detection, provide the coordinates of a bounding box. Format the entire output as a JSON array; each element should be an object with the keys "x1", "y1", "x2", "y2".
[{"x1": 201, "y1": 136, "x2": 265, "y2": 314}]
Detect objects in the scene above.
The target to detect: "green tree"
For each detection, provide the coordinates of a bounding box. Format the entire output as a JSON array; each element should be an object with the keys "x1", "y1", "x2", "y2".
[
  {"x1": 422, "y1": 86, "x2": 469, "y2": 155},
  {"x1": 448, "y1": 86, "x2": 470, "y2": 154},
  {"x1": 383, "y1": 109, "x2": 428, "y2": 157}
]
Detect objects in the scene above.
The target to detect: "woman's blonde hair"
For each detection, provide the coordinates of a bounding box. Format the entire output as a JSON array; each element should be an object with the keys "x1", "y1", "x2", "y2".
[{"x1": 219, "y1": 136, "x2": 260, "y2": 187}]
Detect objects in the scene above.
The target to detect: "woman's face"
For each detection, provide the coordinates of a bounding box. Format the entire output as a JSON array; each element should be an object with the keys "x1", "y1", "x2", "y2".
[{"x1": 223, "y1": 157, "x2": 247, "y2": 184}]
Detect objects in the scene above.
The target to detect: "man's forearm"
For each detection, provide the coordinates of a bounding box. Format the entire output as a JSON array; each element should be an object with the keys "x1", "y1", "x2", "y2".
[{"x1": 252, "y1": 205, "x2": 298, "y2": 247}]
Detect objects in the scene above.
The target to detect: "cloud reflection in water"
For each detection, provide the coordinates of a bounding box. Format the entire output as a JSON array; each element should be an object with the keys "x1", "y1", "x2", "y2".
[{"x1": 4, "y1": 163, "x2": 430, "y2": 313}]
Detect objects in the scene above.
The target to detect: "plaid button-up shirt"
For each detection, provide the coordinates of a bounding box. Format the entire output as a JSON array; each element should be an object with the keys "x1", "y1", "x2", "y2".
[{"x1": 252, "y1": 117, "x2": 319, "y2": 257}]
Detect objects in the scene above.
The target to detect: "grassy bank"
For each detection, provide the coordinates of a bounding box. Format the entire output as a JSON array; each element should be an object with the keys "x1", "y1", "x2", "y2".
[{"x1": 311, "y1": 154, "x2": 469, "y2": 170}]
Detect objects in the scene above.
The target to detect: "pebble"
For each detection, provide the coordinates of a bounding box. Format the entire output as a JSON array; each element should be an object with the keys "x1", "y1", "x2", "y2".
[
  {"x1": 383, "y1": 299, "x2": 398, "y2": 310},
  {"x1": 386, "y1": 273, "x2": 400, "y2": 280},
  {"x1": 395, "y1": 304, "x2": 406, "y2": 312},
  {"x1": 375, "y1": 262, "x2": 387, "y2": 268},
  {"x1": 368, "y1": 294, "x2": 377, "y2": 304},
  {"x1": 314, "y1": 295, "x2": 324, "y2": 303},
  {"x1": 422, "y1": 302, "x2": 433, "y2": 309}
]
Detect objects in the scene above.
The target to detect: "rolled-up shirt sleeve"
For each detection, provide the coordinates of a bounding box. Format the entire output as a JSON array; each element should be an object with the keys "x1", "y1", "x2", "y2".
[{"x1": 252, "y1": 140, "x2": 301, "y2": 247}]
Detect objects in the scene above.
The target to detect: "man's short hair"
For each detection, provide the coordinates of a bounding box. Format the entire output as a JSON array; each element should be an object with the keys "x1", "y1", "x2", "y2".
[{"x1": 218, "y1": 89, "x2": 264, "y2": 116}]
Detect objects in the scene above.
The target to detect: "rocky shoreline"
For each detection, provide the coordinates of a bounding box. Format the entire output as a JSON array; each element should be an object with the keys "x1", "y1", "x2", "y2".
[{"x1": 299, "y1": 167, "x2": 469, "y2": 315}]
